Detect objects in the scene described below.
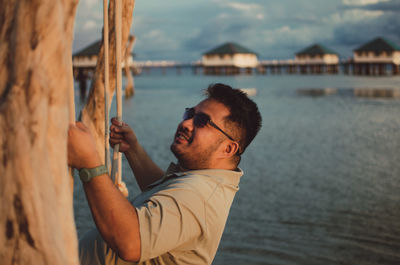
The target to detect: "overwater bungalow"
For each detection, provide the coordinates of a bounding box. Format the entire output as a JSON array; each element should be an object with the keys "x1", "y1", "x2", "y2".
[
  {"x1": 345, "y1": 37, "x2": 400, "y2": 75},
  {"x1": 201, "y1": 42, "x2": 259, "y2": 75},
  {"x1": 294, "y1": 43, "x2": 339, "y2": 74},
  {"x1": 73, "y1": 40, "x2": 102, "y2": 70},
  {"x1": 72, "y1": 39, "x2": 135, "y2": 78}
]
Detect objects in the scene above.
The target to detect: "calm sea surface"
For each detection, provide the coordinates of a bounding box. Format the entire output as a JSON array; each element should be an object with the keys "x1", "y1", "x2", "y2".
[{"x1": 73, "y1": 70, "x2": 400, "y2": 264}]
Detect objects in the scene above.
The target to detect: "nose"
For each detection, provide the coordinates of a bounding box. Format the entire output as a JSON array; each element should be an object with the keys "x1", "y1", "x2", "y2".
[{"x1": 180, "y1": 117, "x2": 194, "y2": 132}]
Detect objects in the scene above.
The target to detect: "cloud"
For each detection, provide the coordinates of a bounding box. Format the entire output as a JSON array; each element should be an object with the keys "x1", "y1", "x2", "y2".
[
  {"x1": 261, "y1": 25, "x2": 332, "y2": 50},
  {"x1": 332, "y1": 0, "x2": 400, "y2": 49},
  {"x1": 83, "y1": 20, "x2": 97, "y2": 30},
  {"x1": 182, "y1": 11, "x2": 262, "y2": 55},
  {"x1": 256, "y1": 13, "x2": 264, "y2": 20},
  {"x1": 183, "y1": 1, "x2": 338, "y2": 60},
  {"x1": 183, "y1": 23, "x2": 226, "y2": 53},
  {"x1": 327, "y1": 9, "x2": 384, "y2": 24},
  {"x1": 354, "y1": 0, "x2": 400, "y2": 11},
  {"x1": 134, "y1": 29, "x2": 179, "y2": 60},
  {"x1": 73, "y1": 0, "x2": 400, "y2": 61},
  {"x1": 332, "y1": 10, "x2": 400, "y2": 48},
  {"x1": 73, "y1": 0, "x2": 102, "y2": 44},
  {"x1": 73, "y1": 29, "x2": 102, "y2": 53},
  {"x1": 225, "y1": 2, "x2": 262, "y2": 11},
  {"x1": 341, "y1": 0, "x2": 400, "y2": 12},
  {"x1": 83, "y1": 0, "x2": 98, "y2": 8},
  {"x1": 342, "y1": 0, "x2": 388, "y2": 6},
  {"x1": 213, "y1": 0, "x2": 265, "y2": 20}
]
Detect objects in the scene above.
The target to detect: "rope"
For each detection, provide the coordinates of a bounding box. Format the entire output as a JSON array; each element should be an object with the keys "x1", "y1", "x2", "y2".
[
  {"x1": 110, "y1": 0, "x2": 128, "y2": 197},
  {"x1": 104, "y1": 0, "x2": 111, "y2": 174},
  {"x1": 69, "y1": 51, "x2": 76, "y2": 191}
]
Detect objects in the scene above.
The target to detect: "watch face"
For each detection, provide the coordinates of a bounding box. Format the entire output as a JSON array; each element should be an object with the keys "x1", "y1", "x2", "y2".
[{"x1": 80, "y1": 169, "x2": 91, "y2": 182}]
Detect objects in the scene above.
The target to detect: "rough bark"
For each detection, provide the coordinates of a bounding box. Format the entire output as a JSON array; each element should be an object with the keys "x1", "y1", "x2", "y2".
[
  {"x1": 80, "y1": 0, "x2": 135, "y2": 161},
  {"x1": 124, "y1": 35, "x2": 135, "y2": 98},
  {"x1": 0, "y1": 0, "x2": 79, "y2": 264}
]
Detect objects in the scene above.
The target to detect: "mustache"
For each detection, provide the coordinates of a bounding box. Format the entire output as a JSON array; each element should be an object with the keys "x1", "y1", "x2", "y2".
[{"x1": 176, "y1": 126, "x2": 194, "y2": 143}]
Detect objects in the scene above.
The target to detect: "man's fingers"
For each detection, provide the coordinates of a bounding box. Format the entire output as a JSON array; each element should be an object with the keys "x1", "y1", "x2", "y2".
[
  {"x1": 111, "y1": 117, "x2": 128, "y2": 127},
  {"x1": 116, "y1": 125, "x2": 131, "y2": 133},
  {"x1": 110, "y1": 122, "x2": 131, "y2": 134},
  {"x1": 109, "y1": 138, "x2": 121, "y2": 143},
  {"x1": 110, "y1": 131, "x2": 124, "y2": 139},
  {"x1": 111, "y1": 117, "x2": 123, "y2": 126},
  {"x1": 109, "y1": 138, "x2": 122, "y2": 147},
  {"x1": 109, "y1": 126, "x2": 123, "y2": 135}
]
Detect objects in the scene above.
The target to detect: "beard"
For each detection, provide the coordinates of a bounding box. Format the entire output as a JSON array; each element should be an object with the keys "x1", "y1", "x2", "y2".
[{"x1": 170, "y1": 137, "x2": 223, "y2": 170}]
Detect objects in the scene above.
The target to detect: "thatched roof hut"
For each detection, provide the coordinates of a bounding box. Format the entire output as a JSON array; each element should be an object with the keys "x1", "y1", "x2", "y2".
[
  {"x1": 295, "y1": 43, "x2": 339, "y2": 64},
  {"x1": 202, "y1": 42, "x2": 258, "y2": 68}
]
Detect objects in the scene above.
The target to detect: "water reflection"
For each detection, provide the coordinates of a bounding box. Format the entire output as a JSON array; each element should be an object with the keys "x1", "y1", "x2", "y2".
[
  {"x1": 74, "y1": 75, "x2": 400, "y2": 264},
  {"x1": 297, "y1": 87, "x2": 400, "y2": 99}
]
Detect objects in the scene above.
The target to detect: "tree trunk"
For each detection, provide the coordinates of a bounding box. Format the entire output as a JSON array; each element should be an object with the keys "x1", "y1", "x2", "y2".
[
  {"x1": 80, "y1": 0, "x2": 135, "y2": 162},
  {"x1": 0, "y1": 0, "x2": 79, "y2": 264},
  {"x1": 124, "y1": 35, "x2": 135, "y2": 98}
]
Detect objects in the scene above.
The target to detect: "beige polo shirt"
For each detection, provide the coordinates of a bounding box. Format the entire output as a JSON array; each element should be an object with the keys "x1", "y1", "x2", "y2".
[{"x1": 79, "y1": 163, "x2": 242, "y2": 265}]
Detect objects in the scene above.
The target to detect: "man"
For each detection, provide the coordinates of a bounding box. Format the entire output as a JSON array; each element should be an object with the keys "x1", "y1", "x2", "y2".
[{"x1": 68, "y1": 83, "x2": 262, "y2": 264}]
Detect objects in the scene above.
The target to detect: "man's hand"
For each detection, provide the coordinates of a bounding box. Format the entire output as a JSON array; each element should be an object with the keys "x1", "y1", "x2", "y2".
[
  {"x1": 68, "y1": 122, "x2": 102, "y2": 169},
  {"x1": 109, "y1": 118, "x2": 138, "y2": 153}
]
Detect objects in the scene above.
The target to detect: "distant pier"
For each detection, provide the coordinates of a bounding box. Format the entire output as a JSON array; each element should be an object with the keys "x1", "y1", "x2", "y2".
[
  {"x1": 297, "y1": 87, "x2": 400, "y2": 99},
  {"x1": 342, "y1": 61, "x2": 400, "y2": 76},
  {"x1": 257, "y1": 60, "x2": 339, "y2": 75},
  {"x1": 73, "y1": 37, "x2": 400, "y2": 81},
  {"x1": 72, "y1": 59, "x2": 400, "y2": 79}
]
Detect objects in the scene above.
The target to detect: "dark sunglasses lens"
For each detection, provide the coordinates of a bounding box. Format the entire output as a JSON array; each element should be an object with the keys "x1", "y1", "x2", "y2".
[
  {"x1": 183, "y1": 108, "x2": 194, "y2": 120},
  {"x1": 193, "y1": 113, "x2": 209, "y2": 127}
]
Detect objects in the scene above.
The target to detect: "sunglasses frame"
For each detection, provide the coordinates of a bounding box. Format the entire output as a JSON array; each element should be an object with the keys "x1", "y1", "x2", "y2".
[{"x1": 183, "y1": 107, "x2": 236, "y2": 142}]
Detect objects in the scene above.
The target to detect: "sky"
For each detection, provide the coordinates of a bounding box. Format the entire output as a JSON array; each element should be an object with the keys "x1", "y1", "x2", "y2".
[{"x1": 73, "y1": 0, "x2": 400, "y2": 62}]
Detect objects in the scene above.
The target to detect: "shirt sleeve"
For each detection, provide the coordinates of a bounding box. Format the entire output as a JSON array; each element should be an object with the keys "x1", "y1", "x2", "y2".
[{"x1": 136, "y1": 189, "x2": 206, "y2": 262}]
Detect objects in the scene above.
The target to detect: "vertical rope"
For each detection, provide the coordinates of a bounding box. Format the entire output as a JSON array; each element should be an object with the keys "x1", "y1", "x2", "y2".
[
  {"x1": 104, "y1": 0, "x2": 111, "y2": 174},
  {"x1": 68, "y1": 90, "x2": 76, "y2": 193},
  {"x1": 69, "y1": 85, "x2": 76, "y2": 124},
  {"x1": 110, "y1": 0, "x2": 128, "y2": 197},
  {"x1": 118, "y1": 152, "x2": 122, "y2": 184},
  {"x1": 115, "y1": 0, "x2": 122, "y2": 186},
  {"x1": 69, "y1": 53, "x2": 76, "y2": 191}
]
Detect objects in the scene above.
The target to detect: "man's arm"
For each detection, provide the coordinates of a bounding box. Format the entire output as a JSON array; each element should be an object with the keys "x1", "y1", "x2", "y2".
[
  {"x1": 109, "y1": 118, "x2": 164, "y2": 190},
  {"x1": 68, "y1": 122, "x2": 140, "y2": 262}
]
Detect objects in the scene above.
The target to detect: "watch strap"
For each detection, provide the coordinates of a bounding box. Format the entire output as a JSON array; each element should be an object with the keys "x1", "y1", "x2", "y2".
[{"x1": 79, "y1": 165, "x2": 108, "y2": 182}]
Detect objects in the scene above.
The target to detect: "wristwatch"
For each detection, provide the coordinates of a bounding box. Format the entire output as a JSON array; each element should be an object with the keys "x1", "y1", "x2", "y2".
[{"x1": 79, "y1": 165, "x2": 108, "y2": 182}]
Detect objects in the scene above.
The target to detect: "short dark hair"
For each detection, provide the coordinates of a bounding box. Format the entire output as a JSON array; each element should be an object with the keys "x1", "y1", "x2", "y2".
[{"x1": 205, "y1": 83, "x2": 262, "y2": 155}]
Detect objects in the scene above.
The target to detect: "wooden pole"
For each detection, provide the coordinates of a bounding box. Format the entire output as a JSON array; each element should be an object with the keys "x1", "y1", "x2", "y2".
[
  {"x1": 110, "y1": 0, "x2": 122, "y2": 183},
  {"x1": 110, "y1": 0, "x2": 128, "y2": 197},
  {"x1": 104, "y1": 0, "x2": 111, "y2": 173}
]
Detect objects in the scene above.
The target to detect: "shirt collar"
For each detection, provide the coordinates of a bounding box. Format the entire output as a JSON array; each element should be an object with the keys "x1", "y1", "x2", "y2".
[
  {"x1": 145, "y1": 163, "x2": 243, "y2": 191},
  {"x1": 164, "y1": 162, "x2": 243, "y2": 186}
]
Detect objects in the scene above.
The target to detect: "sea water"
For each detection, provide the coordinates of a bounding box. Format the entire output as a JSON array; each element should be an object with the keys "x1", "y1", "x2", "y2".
[{"x1": 73, "y1": 70, "x2": 400, "y2": 264}]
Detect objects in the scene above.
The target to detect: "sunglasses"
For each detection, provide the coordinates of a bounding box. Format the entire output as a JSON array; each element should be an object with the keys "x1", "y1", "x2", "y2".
[{"x1": 183, "y1": 107, "x2": 236, "y2": 142}]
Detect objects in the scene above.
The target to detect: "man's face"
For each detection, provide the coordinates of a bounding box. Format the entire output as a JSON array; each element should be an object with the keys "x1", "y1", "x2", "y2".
[{"x1": 170, "y1": 99, "x2": 231, "y2": 169}]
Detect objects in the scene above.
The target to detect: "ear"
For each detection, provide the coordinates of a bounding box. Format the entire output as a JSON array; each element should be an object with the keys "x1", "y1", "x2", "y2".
[{"x1": 221, "y1": 140, "x2": 239, "y2": 158}]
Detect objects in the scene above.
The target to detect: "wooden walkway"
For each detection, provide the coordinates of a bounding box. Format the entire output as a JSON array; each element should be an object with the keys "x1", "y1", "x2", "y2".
[{"x1": 73, "y1": 60, "x2": 400, "y2": 77}]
